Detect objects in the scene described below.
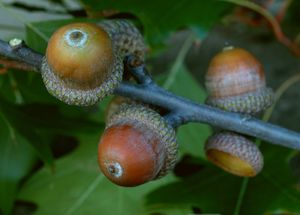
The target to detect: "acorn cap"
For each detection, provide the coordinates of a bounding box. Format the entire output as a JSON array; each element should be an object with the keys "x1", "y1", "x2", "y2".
[
  {"x1": 205, "y1": 131, "x2": 263, "y2": 177},
  {"x1": 205, "y1": 47, "x2": 274, "y2": 114},
  {"x1": 99, "y1": 20, "x2": 146, "y2": 60},
  {"x1": 105, "y1": 96, "x2": 168, "y2": 124},
  {"x1": 42, "y1": 55, "x2": 122, "y2": 106},
  {"x1": 99, "y1": 104, "x2": 178, "y2": 186},
  {"x1": 105, "y1": 96, "x2": 132, "y2": 123},
  {"x1": 206, "y1": 87, "x2": 274, "y2": 114}
]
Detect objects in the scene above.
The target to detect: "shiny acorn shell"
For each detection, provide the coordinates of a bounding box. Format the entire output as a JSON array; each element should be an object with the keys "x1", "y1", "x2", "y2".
[
  {"x1": 205, "y1": 47, "x2": 273, "y2": 114},
  {"x1": 41, "y1": 20, "x2": 146, "y2": 106},
  {"x1": 98, "y1": 104, "x2": 178, "y2": 186},
  {"x1": 205, "y1": 131, "x2": 263, "y2": 177},
  {"x1": 41, "y1": 22, "x2": 122, "y2": 106}
]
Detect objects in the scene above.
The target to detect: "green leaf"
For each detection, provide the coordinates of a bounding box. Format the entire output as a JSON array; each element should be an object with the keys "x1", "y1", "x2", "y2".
[
  {"x1": 80, "y1": 0, "x2": 233, "y2": 44},
  {"x1": 12, "y1": 71, "x2": 58, "y2": 104},
  {"x1": 14, "y1": 103, "x2": 102, "y2": 135},
  {"x1": 25, "y1": 19, "x2": 65, "y2": 52},
  {"x1": 0, "y1": 97, "x2": 102, "y2": 165},
  {"x1": 0, "y1": 99, "x2": 54, "y2": 166},
  {"x1": 146, "y1": 204, "x2": 193, "y2": 215},
  {"x1": 146, "y1": 144, "x2": 300, "y2": 214},
  {"x1": 234, "y1": 145, "x2": 300, "y2": 214},
  {"x1": 18, "y1": 132, "x2": 178, "y2": 215},
  {"x1": 0, "y1": 112, "x2": 36, "y2": 215},
  {"x1": 0, "y1": 73, "x2": 22, "y2": 104},
  {"x1": 0, "y1": 76, "x2": 3, "y2": 88}
]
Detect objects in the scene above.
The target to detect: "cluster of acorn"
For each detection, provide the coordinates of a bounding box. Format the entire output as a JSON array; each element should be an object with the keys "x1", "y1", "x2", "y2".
[
  {"x1": 205, "y1": 47, "x2": 273, "y2": 177},
  {"x1": 41, "y1": 20, "x2": 273, "y2": 187}
]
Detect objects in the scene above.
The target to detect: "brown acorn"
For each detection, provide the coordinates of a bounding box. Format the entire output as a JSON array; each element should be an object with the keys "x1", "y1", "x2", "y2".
[
  {"x1": 205, "y1": 46, "x2": 274, "y2": 114},
  {"x1": 205, "y1": 131, "x2": 263, "y2": 177},
  {"x1": 41, "y1": 20, "x2": 146, "y2": 106},
  {"x1": 41, "y1": 22, "x2": 122, "y2": 106},
  {"x1": 98, "y1": 104, "x2": 178, "y2": 187}
]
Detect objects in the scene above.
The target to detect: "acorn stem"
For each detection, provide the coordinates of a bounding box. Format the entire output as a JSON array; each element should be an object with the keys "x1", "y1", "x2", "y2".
[
  {"x1": 164, "y1": 112, "x2": 187, "y2": 128},
  {"x1": 1, "y1": 38, "x2": 300, "y2": 151},
  {"x1": 222, "y1": 45, "x2": 234, "y2": 51},
  {"x1": 124, "y1": 55, "x2": 154, "y2": 85}
]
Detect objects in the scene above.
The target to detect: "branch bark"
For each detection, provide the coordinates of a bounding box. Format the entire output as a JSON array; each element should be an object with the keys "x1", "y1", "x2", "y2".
[
  {"x1": 1, "y1": 38, "x2": 300, "y2": 150},
  {"x1": 0, "y1": 39, "x2": 42, "y2": 72}
]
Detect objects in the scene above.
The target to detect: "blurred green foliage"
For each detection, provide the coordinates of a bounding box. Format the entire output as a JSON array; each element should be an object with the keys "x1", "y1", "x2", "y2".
[{"x1": 0, "y1": 0, "x2": 300, "y2": 215}]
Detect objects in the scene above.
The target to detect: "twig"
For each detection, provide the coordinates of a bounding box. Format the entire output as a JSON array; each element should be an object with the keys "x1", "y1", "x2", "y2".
[
  {"x1": 1, "y1": 38, "x2": 300, "y2": 150},
  {"x1": 0, "y1": 58, "x2": 35, "y2": 72},
  {"x1": 116, "y1": 82, "x2": 300, "y2": 150},
  {"x1": 124, "y1": 56, "x2": 154, "y2": 85},
  {"x1": 0, "y1": 39, "x2": 42, "y2": 72}
]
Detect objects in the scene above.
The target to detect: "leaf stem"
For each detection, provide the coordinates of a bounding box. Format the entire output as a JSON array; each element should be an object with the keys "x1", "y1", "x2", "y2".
[
  {"x1": 233, "y1": 178, "x2": 249, "y2": 215},
  {"x1": 65, "y1": 175, "x2": 103, "y2": 215},
  {"x1": 263, "y1": 74, "x2": 300, "y2": 122},
  {"x1": 163, "y1": 33, "x2": 195, "y2": 89}
]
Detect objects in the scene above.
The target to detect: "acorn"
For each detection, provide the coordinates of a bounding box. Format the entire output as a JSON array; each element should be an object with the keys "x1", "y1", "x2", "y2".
[
  {"x1": 41, "y1": 20, "x2": 146, "y2": 106},
  {"x1": 205, "y1": 46, "x2": 274, "y2": 114},
  {"x1": 98, "y1": 104, "x2": 178, "y2": 187},
  {"x1": 205, "y1": 131, "x2": 263, "y2": 177}
]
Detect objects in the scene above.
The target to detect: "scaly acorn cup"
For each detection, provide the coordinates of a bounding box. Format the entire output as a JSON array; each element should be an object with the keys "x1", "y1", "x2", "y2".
[
  {"x1": 205, "y1": 131, "x2": 263, "y2": 177},
  {"x1": 104, "y1": 96, "x2": 168, "y2": 124},
  {"x1": 41, "y1": 20, "x2": 146, "y2": 106},
  {"x1": 99, "y1": 20, "x2": 146, "y2": 60},
  {"x1": 104, "y1": 96, "x2": 135, "y2": 123},
  {"x1": 98, "y1": 104, "x2": 178, "y2": 187},
  {"x1": 205, "y1": 46, "x2": 274, "y2": 114}
]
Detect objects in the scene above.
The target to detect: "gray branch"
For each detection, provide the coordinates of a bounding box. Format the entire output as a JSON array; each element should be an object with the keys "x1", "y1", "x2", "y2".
[
  {"x1": 1, "y1": 38, "x2": 300, "y2": 150},
  {"x1": 0, "y1": 39, "x2": 42, "y2": 71}
]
